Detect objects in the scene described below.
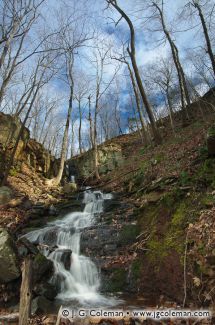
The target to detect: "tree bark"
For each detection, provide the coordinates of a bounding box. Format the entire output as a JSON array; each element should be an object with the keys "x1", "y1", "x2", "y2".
[
  {"x1": 78, "y1": 99, "x2": 83, "y2": 154},
  {"x1": 88, "y1": 95, "x2": 94, "y2": 149},
  {"x1": 127, "y1": 63, "x2": 149, "y2": 144},
  {"x1": 19, "y1": 256, "x2": 32, "y2": 325},
  {"x1": 52, "y1": 85, "x2": 73, "y2": 185}
]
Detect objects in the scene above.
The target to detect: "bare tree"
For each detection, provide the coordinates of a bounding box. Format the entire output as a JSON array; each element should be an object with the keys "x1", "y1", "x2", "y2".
[
  {"x1": 90, "y1": 40, "x2": 119, "y2": 180},
  {"x1": 47, "y1": 5, "x2": 91, "y2": 186},
  {"x1": 0, "y1": 0, "x2": 47, "y2": 106},
  {"x1": 106, "y1": 0, "x2": 162, "y2": 144},
  {"x1": 185, "y1": 0, "x2": 215, "y2": 77},
  {"x1": 145, "y1": 57, "x2": 177, "y2": 133},
  {"x1": 150, "y1": 0, "x2": 191, "y2": 121}
]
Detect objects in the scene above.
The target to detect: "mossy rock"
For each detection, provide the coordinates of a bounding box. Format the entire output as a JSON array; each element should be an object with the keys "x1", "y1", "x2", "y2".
[
  {"x1": 33, "y1": 253, "x2": 53, "y2": 282},
  {"x1": 0, "y1": 227, "x2": 21, "y2": 283},
  {"x1": 107, "y1": 268, "x2": 127, "y2": 292}
]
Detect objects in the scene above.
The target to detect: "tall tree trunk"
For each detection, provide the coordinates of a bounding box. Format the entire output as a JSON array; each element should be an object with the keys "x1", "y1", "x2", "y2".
[
  {"x1": 153, "y1": 2, "x2": 190, "y2": 120},
  {"x1": 127, "y1": 63, "x2": 149, "y2": 144},
  {"x1": 193, "y1": 1, "x2": 215, "y2": 77},
  {"x1": 93, "y1": 95, "x2": 100, "y2": 180},
  {"x1": 88, "y1": 95, "x2": 94, "y2": 149},
  {"x1": 51, "y1": 86, "x2": 73, "y2": 186},
  {"x1": 166, "y1": 89, "x2": 176, "y2": 134},
  {"x1": 108, "y1": 0, "x2": 162, "y2": 144},
  {"x1": 78, "y1": 100, "x2": 83, "y2": 154}
]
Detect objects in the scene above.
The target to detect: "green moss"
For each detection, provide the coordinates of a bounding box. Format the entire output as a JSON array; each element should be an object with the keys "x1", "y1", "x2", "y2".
[
  {"x1": 161, "y1": 189, "x2": 184, "y2": 209},
  {"x1": 179, "y1": 171, "x2": 191, "y2": 186},
  {"x1": 200, "y1": 194, "x2": 215, "y2": 207},
  {"x1": 145, "y1": 198, "x2": 200, "y2": 264},
  {"x1": 34, "y1": 253, "x2": 47, "y2": 265},
  {"x1": 108, "y1": 268, "x2": 127, "y2": 292},
  {"x1": 171, "y1": 202, "x2": 187, "y2": 227},
  {"x1": 131, "y1": 259, "x2": 142, "y2": 279},
  {"x1": 198, "y1": 145, "x2": 208, "y2": 159},
  {"x1": 9, "y1": 166, "x2": 18, "y2": 177},
  {"x1": 151, "y1": 152, "x2": 165, "y2": 165},
  {"x1": 119, "y1": 225, "x2": 140, "y2": 245},
  {"x1": 195, "y1": 158, "x2": 215, "y2": 187},
  {"x1": 208, "y1": 125, "x2": 215, "y2": 137}
]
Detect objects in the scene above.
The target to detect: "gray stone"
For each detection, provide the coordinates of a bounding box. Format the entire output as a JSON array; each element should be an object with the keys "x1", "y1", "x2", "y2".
[
  {"x1": 0, "y1": 227, "x2": 21, "y2": 283},
  {"x1": 31, "y1": 296, "x2": 53, "y2": 315},
  {"x1": 33, "y1": 282, "x2": 58, "y2": 300},
  {"x1": 33, "y1": 253, "x2": 53, "y2": 282}
]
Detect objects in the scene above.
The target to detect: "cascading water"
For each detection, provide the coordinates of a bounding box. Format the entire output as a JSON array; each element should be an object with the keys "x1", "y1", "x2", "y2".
[{"x1": 24, "y1": 190, "x2": 119, "y2": 307}]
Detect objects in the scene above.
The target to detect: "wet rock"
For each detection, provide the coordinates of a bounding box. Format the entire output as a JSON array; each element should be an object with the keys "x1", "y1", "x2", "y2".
[
  {"x1": 103, "y1": 200, "x2": 122, "y2": 212},
  {"x1": 33, "y1": 253, "x2": 53, "y2": 282},
  {"x1": 0, "y1": 186, "x2": 13, "y2": 205},
  {"x1": 17, "y1": 237, "x2": 39, "y2": 257},
  {"x1": 42, "y1": 227, "x2": 59, "y2": 246},
  {"x1": 49, "y1": 204, "x2": 58, "y2": 216},
  {"x1": 80, "y1": 225, "x2": 119, "y2": 256},
  {"x1": 0, "y1": 227, "x2": 21, "y2": 283},
  {"x1": 33, "y1": 282, "x2": 58, "y2": 300},
  {"x1": 31, "y1": 296, "x2": 53, "y2": 315},
  {"x1": 56, "y1": 249, "x2": 72, "y2": 270}
]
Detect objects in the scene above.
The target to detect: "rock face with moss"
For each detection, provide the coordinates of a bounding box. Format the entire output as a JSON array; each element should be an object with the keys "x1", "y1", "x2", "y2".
[
  {"x1": 0, "y1": 227, "x2": 21, "y2": 283},
  {"x1": 68, "y1": 143, "x2": 124, "y2": 179},
  {"x1": 0, "y1": 112, "x2": 58, "y2": 177}
]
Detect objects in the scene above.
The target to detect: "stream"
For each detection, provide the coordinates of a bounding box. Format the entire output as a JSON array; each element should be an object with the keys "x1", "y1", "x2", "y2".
[{"x1": 24, "y1": 189, "x2": 121, "y2": 309}]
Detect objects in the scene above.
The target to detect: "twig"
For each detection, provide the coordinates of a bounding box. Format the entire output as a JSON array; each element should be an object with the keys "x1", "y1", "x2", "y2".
[{"x1": 183, "y1": 231, "x2": 189, "y2": 308}]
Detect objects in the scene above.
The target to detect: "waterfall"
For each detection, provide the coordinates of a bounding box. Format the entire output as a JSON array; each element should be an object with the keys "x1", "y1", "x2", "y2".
[{"x1": 24, "y1": 190, "x2": 119, "y2": 307}]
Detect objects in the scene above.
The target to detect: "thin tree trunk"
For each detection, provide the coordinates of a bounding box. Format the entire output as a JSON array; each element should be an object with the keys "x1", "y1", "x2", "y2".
[
  {"x1": 88, "y1": 95, "x2": 94, "y2": 149},
  {"x1": 166, "y1": 89, "x2": 176, "y2": 134}
]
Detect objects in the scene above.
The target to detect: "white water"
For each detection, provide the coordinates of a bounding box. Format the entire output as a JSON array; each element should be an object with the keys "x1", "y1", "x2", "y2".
[{"x1": 24, "y1": 190, "x2": 120, "y2": 306}]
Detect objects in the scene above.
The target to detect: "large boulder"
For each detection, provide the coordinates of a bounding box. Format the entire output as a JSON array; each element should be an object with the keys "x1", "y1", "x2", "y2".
[
  {"x1": 33, "y1": 282, "x2": 58, "y2": 300},
  {"x1": 31, "y1": 296, "x2": 53, "y2": 315},
  {"x1": 0, "y1": 228, "x2": 21, "y2": 283},
  {"x1": 0, "y1": 186, "x2": 13, "y2": 205},
  {"x1": 33, "y1": 253, "x2": 53, "y2": 282}
]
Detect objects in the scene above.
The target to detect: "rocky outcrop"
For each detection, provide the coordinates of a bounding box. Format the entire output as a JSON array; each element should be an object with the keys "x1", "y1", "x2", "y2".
[
  {"x1": 68, "y1": 143, "x2": 124, "y2": 179},
  {"x1": 0, "y1": 112, "x2": 58, "y2": 178},
  {"x1": 0, "y1": 227, "x2": 20, "y2": 283}
]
